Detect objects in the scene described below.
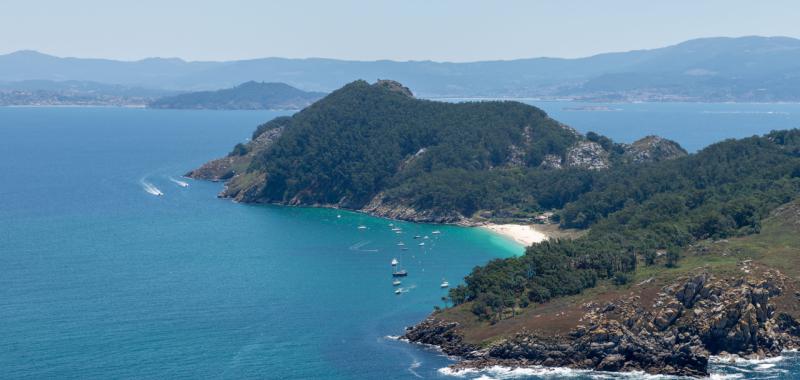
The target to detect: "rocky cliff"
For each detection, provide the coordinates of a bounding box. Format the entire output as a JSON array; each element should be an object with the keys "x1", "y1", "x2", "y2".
[{"x1": 403, "y1": 270, "x2": 800, "y2": 377}]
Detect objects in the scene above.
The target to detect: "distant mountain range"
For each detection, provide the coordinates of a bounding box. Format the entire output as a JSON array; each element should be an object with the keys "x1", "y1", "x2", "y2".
[
  {"x1": 148, "y1": 81, "x2": 325, "y2": 110},
  {"x1": 3, "y1": 36, "x2": 800, "y2": 101}
]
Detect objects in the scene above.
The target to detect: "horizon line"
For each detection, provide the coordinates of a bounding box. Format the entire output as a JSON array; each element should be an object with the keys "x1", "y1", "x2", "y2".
[{"x1": 2, "y1": 35, "x2": 796, "y2": 65}]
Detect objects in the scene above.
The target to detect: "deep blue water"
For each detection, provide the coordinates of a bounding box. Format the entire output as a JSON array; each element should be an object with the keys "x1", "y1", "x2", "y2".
[
  {"x1": 529, "y1": 101, "x2": 800, "y2": 152},
  {"x1": 1, "y1": 105, "x2": 799, "y2": 379}
]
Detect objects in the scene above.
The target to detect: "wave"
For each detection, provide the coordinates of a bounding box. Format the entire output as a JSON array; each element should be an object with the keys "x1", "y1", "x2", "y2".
[
  {"x1": 141, "y1": 180, "x2": 163, "y2": 196},
  {"x1": 169, "y1": 177, "x2": 189, "y2": 188},
  {"x1": 438, "y1": 364, "x2": 707, "y2": 379}
]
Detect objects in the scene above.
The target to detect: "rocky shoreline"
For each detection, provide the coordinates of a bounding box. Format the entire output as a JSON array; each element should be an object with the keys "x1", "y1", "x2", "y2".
[{"x1": 402, "y1": 270, "x2": 800, "y2": 377}]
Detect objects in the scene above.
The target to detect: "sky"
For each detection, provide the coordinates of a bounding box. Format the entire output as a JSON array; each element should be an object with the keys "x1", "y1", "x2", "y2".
[{"x1": 2, "y1": 0, "x2": 799, "y2": 62}]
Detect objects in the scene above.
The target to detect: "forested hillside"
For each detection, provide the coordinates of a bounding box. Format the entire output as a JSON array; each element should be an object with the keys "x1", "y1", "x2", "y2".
[
  {"x1": 148, "y1": 81, "x2": 324, "y2": 110},
  {"x1": 449, "y1": 129, "x2": 800, "y2": 318},
  {"x1": 191, "y1": 80, "x2": 685, "y2": 224}
]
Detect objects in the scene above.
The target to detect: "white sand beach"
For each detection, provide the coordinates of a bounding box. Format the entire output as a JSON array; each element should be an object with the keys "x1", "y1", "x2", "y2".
[{"x1": 483, "y1": 224, "x2": 550, "y2": 246}]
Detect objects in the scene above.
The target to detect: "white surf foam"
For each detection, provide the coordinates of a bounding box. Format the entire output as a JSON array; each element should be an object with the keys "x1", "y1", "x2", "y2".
[
  {"x1": 710, "y1": 354, "x2": 785, "y2": 366},
  {"x1": 438, "y1": 364, "x2": 702, "y2": 379}
]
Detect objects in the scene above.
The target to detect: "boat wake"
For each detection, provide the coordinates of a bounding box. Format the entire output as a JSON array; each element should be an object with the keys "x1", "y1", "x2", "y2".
[
  {"x1": 349, "y1": 241, "x2": 379, "y2": 252},
  {"x1": 141, "y1": 180, "x2": 163, "y2": 196},
  {"x1": 169, "y1": 177, "x2": 189, "y2": 188},
  {"x1": 408, "y1": 359, "x2": 423, "y2": 378}
]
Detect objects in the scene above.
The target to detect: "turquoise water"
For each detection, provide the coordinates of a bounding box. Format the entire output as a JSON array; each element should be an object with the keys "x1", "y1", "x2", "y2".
[
  {"x1": 2, "y1": 105, "x2": 799, "y2": 379},
  {"x1": 0, "y1": 107, "x2": 519, "y2": 379}
]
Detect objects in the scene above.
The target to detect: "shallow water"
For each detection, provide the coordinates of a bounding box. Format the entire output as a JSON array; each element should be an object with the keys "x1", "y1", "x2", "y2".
[{"x1": 1, "y1": 105, "x2": 799, "y2": 379}]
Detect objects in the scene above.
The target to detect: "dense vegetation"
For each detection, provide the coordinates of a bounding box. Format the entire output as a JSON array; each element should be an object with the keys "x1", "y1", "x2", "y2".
[
  {"x1": 202, "y1": 80, "x2": 800, "y2": 322},
  {"x1": 247, "y1": 80, "x2": 581, "y2": 209},
  {"x1": 148, "y1": 81, "x2": 324, "y2": 110},
  {"x1": 448, "y1": 130, "x2": 800, "y2": 321}
]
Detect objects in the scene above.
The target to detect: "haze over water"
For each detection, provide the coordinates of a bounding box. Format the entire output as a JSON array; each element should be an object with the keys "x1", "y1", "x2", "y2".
[{"x1": 2, "y1": 104, "x2": 800, "y2": 379}]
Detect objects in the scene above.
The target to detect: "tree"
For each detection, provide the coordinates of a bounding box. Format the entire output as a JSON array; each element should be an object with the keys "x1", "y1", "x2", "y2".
[{"x1": 665, "y1": 247, "x2": 680, "y2": 268}]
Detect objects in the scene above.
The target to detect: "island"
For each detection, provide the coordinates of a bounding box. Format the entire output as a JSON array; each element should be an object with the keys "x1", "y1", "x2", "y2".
[
  {"x1": 190, "y1": 79, "x2": 800, "y2": 376},
  {"x1": 147, "y1": 81, "x2": 325, "y2": 110}
]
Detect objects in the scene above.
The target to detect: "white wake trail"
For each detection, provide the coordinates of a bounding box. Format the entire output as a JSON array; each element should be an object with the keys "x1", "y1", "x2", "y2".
[
  {"x1": 141, "y1": 180, "x2": 164, "y2": 196},
  {"x1": 169, "y1": 177, "x2": 189, "y2": 188}
]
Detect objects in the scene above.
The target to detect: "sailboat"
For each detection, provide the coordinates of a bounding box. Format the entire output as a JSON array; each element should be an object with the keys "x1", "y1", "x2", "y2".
[
  {"x1": 391, "y1": 258, "x2": 399, "y2": 266},
  {"x1": 392, "y1": 259, "x2": 408, "y2": 277}
]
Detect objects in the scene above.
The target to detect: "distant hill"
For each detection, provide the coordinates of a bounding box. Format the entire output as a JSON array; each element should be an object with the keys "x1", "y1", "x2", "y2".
[
  {"x1": 148, "y1": 82, "x2": 325, "y2": 110},
  {"x1": 4, "y1": 37, "x2": 800, "y2": 101}
]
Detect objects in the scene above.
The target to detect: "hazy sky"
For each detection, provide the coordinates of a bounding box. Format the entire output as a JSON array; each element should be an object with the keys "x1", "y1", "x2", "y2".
[{"x1": 2, "y1": 0, "x2": 799, "y2": 62}]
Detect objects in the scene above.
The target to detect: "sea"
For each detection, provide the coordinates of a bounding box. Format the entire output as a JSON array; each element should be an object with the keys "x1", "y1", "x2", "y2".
[{"x1": 1, "y1": 102, "x2": 799, "y2": 379}]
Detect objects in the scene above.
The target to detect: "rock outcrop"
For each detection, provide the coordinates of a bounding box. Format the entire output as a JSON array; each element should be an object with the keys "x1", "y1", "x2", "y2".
[
  {"x1": 402, "y1": 270, "x2": 800, "y2": 377},
  {"x1": 566, "y1": 141, "x2": 610, "y2": 170},
  {"x1": 622, "y1": 135, "x2": 688, "y2": 164},
  {"x1": 374, "y1": 79, "x2": 413, "y2": 97},
  {"x1": 186, "y1": 125, "x2": 285, "y2": 183},
  {"x1": 360, "y1": 193, "x2": 471, "y2": 224}
]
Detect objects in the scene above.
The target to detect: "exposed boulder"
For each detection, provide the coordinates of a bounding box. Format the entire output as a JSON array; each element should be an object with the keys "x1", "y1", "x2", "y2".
[
  {"x1": 539, "y1": 154, "x2": 563, "y2": 170},
  {"x1": 566, "y1": 141, "x2": 610, "y2": 170}
]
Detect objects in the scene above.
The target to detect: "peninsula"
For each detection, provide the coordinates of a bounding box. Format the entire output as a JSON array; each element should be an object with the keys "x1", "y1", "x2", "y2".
[{"x1": 191, "y1": 80, "x2": 800, "y2": 376}]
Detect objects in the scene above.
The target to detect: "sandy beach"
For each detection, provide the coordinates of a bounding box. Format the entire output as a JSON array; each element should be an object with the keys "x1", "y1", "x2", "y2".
[{"x1": 482, "y1": 224, "x2": 550, "y2": 246}]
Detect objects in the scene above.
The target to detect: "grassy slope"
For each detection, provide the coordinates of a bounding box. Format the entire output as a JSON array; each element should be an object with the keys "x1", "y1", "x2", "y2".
[{"x1": 437, "y1": 199, "x2": 800, "y2": 347}]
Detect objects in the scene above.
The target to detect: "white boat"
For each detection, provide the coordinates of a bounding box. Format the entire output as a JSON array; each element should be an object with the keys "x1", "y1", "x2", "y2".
[
  {"x1": 418, "y1": 242, "x2": 425, "y2": 246},
  {"x1": 391, "y1": 258, "x2": 399, "y2": 266},
  {"x1": 391, "y1": 227, "x2": 402, "y2": 232},
  {"x1": 337, "y1": 214, "x2": 342, "y2": 218},
  {"x1": 432, "y1": 230, "x2": 441, "y2": 235},
  {"x1": 392, "y1": 279, "x2": 401, "y2": 286},
  {"x1": 395, "y1": 288, "x2": 402, "y2": 295},
  {"x1": 395, "y1": 230, "x2": 402, "y2": 234},
  {"x1": 397, "y1": 242, "x2": 405, "y2": 246},
  {"x1": 440, "y1": 279, "x2": 449, "y2": 288},
  {"x1": 389, "y1": 223, "x2": 394, "y2": 227},
  {"x1": 413, "y1": 235, "x2": 421, "y2": 239},
  {"x1": 423, "y1": 236, "x2": 429, "y2": 239},
  {"x1": 357, "y1": 225, "x2": 367, "y2": 230}
]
